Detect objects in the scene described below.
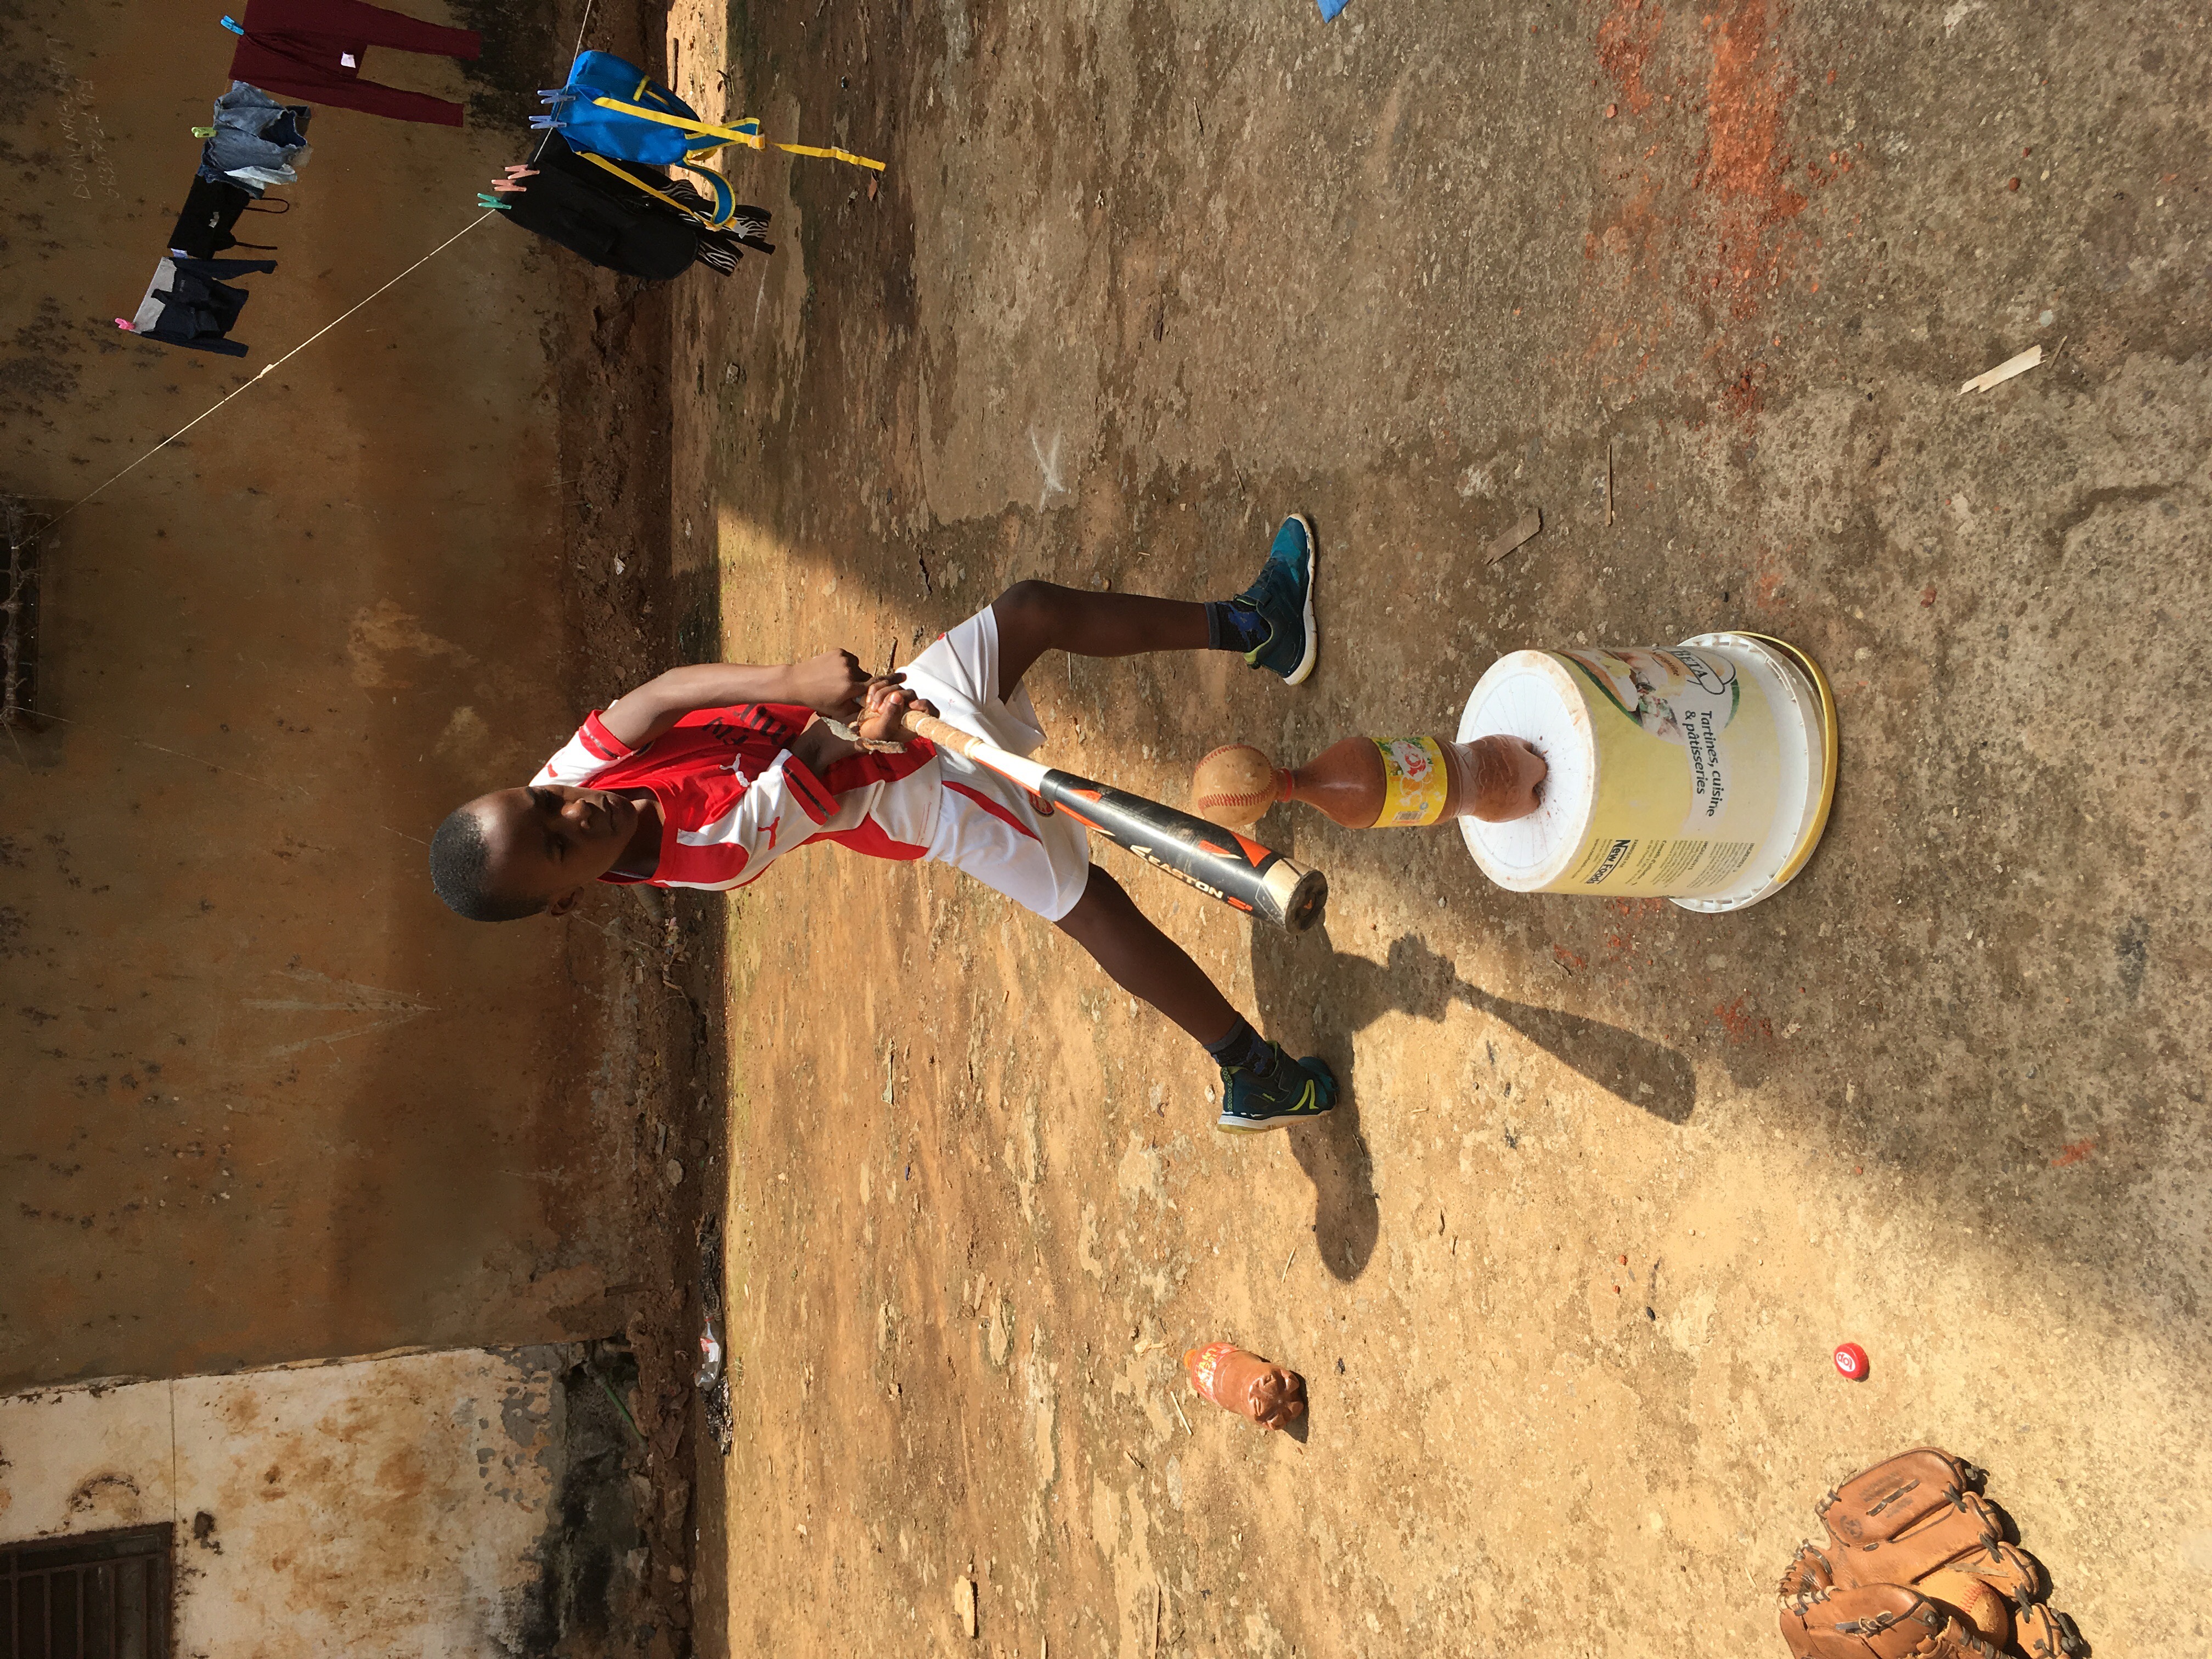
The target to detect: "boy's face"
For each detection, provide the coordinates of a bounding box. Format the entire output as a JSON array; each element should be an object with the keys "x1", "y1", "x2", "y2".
[{"x1": 471, "y1": 784, "x2": 644, "y2": 915}]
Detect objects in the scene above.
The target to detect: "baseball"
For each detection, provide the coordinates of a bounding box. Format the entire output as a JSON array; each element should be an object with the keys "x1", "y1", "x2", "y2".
[
  {"x1": 1919, "y1": 1570, "x2": 2012, "y2": 1645},
  {"x1": 1191, "y1": 744, "x2": 1281, "y2": 828}
]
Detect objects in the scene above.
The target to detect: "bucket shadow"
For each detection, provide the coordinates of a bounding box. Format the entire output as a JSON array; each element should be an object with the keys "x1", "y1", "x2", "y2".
[
  {"x1": 1257, "y1": 922, "x2": 1697, "y2": 1282},
  {"x1": 1468, "y1": 988, "x2": 1698, "y2": 1126}
]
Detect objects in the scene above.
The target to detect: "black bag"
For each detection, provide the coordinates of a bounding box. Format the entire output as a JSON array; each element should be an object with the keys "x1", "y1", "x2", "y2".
[{"x1": 167, "y1": 176, "x2": 287, "y2": 259}]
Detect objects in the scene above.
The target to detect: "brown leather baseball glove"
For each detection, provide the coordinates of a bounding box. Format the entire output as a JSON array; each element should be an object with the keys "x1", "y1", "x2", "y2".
[
  {"x1": 1776, "y1": 1451, "x2": 2086, "y2": 1659},
  {"x1": 1833, "y1": 1493, "x2": 2040, "y2": 1601},
  {"x1": 2015, "y1": 1605, "x2": 2087, "y2": 1659},
  {"x1": 1780, "y1": 1585, "x2": 2001, "y2": 1659},
  {"x1": 1820, "y1": 1448, "x2": 1987, "y2": 1544}
]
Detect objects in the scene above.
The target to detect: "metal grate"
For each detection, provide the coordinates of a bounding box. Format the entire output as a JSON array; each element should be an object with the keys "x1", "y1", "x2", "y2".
[
  {"x1": 1, "y1": 498, "x2": 38, "y2": 729},
  {"x1": 0, "y1": 1525, "x2": 171, "y2": 1659}
]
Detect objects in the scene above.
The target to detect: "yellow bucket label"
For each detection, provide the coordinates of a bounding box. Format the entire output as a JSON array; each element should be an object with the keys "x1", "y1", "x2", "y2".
[
  {"x1": 1375, "y1": 737, "x2": 1449, "y2": 827},
  {"x1": 1548, "y1": 647, "x2": 1780, "y2": 896}
]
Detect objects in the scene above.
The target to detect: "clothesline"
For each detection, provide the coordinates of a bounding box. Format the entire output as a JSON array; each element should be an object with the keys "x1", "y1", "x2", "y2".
[
  {"x1": 45, "y1": 210, "x2": 497, "y2": 532},
  {"x1": 37, "y1": 0, "x2": 602, "y2": 536}
]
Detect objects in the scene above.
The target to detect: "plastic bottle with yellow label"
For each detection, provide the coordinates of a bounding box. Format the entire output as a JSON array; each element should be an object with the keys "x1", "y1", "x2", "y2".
[{"x1": 1190, "y1": 733, "x2": 1548, "y2": 830}]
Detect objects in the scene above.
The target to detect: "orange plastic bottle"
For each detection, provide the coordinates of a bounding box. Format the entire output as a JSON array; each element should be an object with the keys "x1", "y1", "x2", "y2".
[
  {"x1": 1282, "y1": 733, "x2": 1547, "y2": 827},
  {"x1": 1183, "y1": 1342, "x2": 1307, "y2": 1430},
  {"x1": 1191, "y1": 733, "x2": 1548, "y2": 830}
]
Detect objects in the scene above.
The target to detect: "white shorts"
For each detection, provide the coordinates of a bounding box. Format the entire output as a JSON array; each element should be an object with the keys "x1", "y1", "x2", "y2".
[{"x1": 900, "y1": 607, "x2": 1093, "y2": 922}]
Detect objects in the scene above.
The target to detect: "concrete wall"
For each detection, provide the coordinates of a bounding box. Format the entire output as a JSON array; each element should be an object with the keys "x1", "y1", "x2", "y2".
[
  {"x1": 0, "y1": 1348, "x2": 576, "y2": 1657},
  {"x1": 0, "y1": 0, "x2": 653, "y2": 1387}
]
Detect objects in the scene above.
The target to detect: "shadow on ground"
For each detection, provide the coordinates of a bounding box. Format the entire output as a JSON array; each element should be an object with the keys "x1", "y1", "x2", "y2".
[{"x1": 1261, "y1": 906, "x2": 1698, "y2": 1282}]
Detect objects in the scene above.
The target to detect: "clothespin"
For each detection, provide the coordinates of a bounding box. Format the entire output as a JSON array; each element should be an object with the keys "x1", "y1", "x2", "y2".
[
  {"x1": 192, "y1": 125, "x2": 217, "y2": 138},
  {"x1": 219, "y1": 15, "x2": 245, "y2": 33},
  {"x1": 114, "y1": 318, "x2": 137, "y2": 331},
  {"x1": 476, "y1": 193, "x2": 512, "y2": 211}
]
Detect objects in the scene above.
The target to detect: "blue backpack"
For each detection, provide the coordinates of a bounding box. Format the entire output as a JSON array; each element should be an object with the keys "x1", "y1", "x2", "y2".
[{"x1": 534, "y1": 53, "x2": 882, "y2": 219}]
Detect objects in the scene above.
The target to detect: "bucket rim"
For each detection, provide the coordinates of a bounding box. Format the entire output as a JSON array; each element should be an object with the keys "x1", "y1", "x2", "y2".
[
  {"x1": 1732, "y1": 631, "x2": 1838, "y2": 894},
  {"x1": 1668, "y1": 630, "x2": 1838, "y2": 911}
]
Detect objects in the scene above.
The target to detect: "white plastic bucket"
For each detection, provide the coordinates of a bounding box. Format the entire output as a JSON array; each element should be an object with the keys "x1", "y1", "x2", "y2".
[{"x1": 1455, "y1": 633, "x2": 1836, "y2": 912}]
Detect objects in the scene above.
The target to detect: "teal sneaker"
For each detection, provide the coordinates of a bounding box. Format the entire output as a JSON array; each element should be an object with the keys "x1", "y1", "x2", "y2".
[
  {"x1": 1215, "y1": 1044, "x2": 1338, "y2": 1132},
  {"x1": 1225, "y1": 514, "x2": 1318, "y2": 685}
]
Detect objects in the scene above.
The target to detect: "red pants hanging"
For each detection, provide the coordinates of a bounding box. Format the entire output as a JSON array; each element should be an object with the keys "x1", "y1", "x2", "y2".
[{"x1": 228, "y1": 0, "x2": 483, "y2": 128}]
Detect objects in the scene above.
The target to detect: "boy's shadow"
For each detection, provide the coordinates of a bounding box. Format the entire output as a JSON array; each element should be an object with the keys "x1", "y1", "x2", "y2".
[{"x1": 1252, "y1": 920, "x2": 1696, "y2": 1283}]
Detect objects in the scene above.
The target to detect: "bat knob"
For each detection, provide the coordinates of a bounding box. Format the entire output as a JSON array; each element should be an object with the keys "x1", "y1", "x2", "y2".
[{"x1": 1283, "y1": 868, "x2": 1328, "y2": 933}]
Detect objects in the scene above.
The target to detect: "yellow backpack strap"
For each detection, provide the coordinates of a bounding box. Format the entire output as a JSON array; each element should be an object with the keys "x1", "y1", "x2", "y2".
[
  {"x1": 584, "y1": 94, "x2": 885, "y2": 171},
  {"x1": 578, "y1": 150, "x2": 733, "y2": 228},
  {"x1": 586, "y1": 95, "x2": 764, "y2": 149},
  {"x1": 771, "y1": 141, "x2": 887, "y2": 172}
]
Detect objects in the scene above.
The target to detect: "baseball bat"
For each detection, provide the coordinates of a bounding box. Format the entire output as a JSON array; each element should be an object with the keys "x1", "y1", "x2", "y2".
[{"x1": 898, "y1": 707, "x2": 1328, "y2": 933}]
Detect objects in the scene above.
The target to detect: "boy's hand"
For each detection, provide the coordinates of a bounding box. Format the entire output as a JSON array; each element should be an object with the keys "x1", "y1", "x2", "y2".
[
  {"x1": 855, "y1": 678, "x2": 937, "y2": 746},
  {"x1": 604, "y1": 654, "x2": 893, "y2": 751},
  {"x1": 786, "y1": 650, "x2": 876, "y2": 716}
]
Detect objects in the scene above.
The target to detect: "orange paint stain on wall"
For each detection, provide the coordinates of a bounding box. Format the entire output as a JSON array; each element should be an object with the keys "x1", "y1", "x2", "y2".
[
  {"x1": 1751, "y1": 545, "x2": 1792, "y2": 608},
  {"x1": 1599, "y1": 898, "x2": 1667, "y2": 962},
  {"x1": 1722, "y1": 360, "x2": 1765, "y2": 419},
  {"x1": 1596, "y1": 0, "x2": 1666, "y2": 116},
  {"x1": 1582, "y1": 0, "x2": 1843, "y2": 421},
  {"x1": 1712, "y1": 996, "x2": 1774, "y2": 1041},
  {"x1": 1699, "y1": 0, "x2": 1810, "y2": 317}
]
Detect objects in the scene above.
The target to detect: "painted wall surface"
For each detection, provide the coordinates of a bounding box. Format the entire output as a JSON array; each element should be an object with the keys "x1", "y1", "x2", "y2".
[
  {"x1": 0, "y1": 0, "x2": 648, "y2": 1387},
  {"x1": 0, "y1": 1348, "x2": 568, "y2": 1656}
]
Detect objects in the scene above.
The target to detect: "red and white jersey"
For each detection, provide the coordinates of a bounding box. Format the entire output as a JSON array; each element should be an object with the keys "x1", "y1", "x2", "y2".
[
  {"x1": 531, "y1": 702, "x2": 943, "y2": 892},
  {"x1": 529, "y1": 610, "x2": 1094, "y2": 919}
]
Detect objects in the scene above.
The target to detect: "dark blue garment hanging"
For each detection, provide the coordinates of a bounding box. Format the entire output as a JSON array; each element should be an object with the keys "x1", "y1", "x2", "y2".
[{"x1": 125, "y1": 256, "x2": 276, "y2": 357}]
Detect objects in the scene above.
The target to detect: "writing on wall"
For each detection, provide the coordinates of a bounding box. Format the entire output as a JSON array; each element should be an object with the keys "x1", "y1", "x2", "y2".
[{"x1": 47, "y1": 38, "x2": 121, "y2": 202}]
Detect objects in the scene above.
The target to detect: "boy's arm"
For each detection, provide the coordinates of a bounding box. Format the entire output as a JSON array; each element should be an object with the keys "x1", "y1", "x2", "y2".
[{"x1": 597, "y1": 652, "x2": 879, "y2": 749}]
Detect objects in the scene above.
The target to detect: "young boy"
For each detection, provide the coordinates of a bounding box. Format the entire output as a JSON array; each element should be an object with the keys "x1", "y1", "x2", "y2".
[{"x1": 430, "y1": 517, "x2": 1337, "y2": 1130}]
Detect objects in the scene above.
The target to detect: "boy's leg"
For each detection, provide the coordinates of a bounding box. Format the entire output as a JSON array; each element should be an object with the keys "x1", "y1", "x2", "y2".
[
  {"x1": 990, "y1": 583, "x2": 1205, "y2": 698},
  {"x1": 1054, "y1": 863, "x2": 1238, "y2": 1045},
  {"x1": 1056, "y1": 865, "x2": 1336, "y2": 1130},
  {"x1": 990, "y1": 514, "x2": 1319, "y2": 699}
]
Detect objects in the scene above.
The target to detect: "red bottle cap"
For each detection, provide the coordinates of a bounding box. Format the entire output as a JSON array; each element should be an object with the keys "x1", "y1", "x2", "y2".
[{"x1": 1833, "y1": 1342, "x2": 1869, "y2": 1380}]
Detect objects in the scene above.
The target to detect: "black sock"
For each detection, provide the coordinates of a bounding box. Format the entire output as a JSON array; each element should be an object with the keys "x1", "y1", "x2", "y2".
[
  {"x1": 1204, "y1": 600, "x2": 1267, "y2": 653},
  {"x1": 1202, "y1": 1017, "x2": 1277, "y2": 1075}
]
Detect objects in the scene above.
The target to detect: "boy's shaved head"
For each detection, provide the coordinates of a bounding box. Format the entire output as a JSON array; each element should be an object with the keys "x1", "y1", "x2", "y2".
[
  {"x1": 430, "y1": 798, "x2": 549, "y2": 922},
  {"x1": 430, "y1": 783, "x2": 651, "y2": 922}
]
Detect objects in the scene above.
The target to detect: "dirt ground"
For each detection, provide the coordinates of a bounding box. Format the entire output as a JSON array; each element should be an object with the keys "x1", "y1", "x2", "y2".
[{"x1": 641, "y1": 1, "x2": 2210, "y2": 1654}]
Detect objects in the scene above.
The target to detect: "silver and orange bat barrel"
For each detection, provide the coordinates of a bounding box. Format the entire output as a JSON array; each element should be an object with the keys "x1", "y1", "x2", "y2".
[{"x1": 901, "y1": 708, "x2": 1328, "y2": 932}]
